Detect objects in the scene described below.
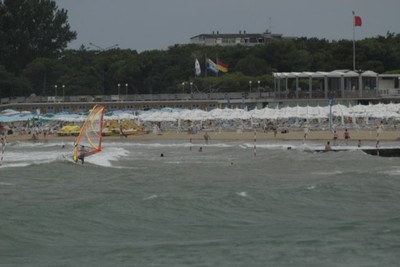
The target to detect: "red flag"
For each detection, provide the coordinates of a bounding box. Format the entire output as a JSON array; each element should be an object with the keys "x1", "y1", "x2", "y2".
[
  {"x1": 354, "y1": 16, "x2": 362, "y2": 27},
  {"x1": 216, "y1": 59, "x2": 228, "y2": 73}
]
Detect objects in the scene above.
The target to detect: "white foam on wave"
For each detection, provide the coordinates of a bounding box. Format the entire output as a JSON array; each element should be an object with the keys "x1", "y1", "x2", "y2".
[
  {"x1": 1, "y1": 142, "x2": 131, "y2": 168},
  {"x1": 165, "y1": 161, "x2": 182, "y2": 164},
  {"x1": 311, "y1": 170, "x2": 343, "y2": 176},
  {"x1": 2, "y1": 149, "x2": 68, "y2": 166},
  {"x1": 236, "y1": 191, "x2": 248, "y2": 197},
  {"x1": 83, "y1": 147, "x2": 130, "y2": 167},
  {"x1": 11, "y1": 140, "x2": 74, "y2": 149},
  {"x1": 0, "y1": 181, "x2": 13, "y2": 185},
  {"x1": 104, "y1": 141, "x2": 234, "y2": 148},
  {"x1": 256, "y1": 144, "x2": 298, "y2": 150},
  {"x1": 0, "y1": 162, "x2": 32, "y2": 168},
  {"x1": 381, "y1": 168, "x2": 400, "y2": 176},
  {"x1": 143, "y1": 194, "x2": 158, "y2": 200}
]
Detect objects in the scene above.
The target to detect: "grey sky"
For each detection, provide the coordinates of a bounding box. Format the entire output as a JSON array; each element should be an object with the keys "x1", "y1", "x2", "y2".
[{"x1": 55, "y1": 0, "x2": 400, "y2": 52}]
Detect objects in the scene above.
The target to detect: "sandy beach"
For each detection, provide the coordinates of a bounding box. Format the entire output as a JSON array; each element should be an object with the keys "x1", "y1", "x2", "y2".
[{"x1": 4, "y1": 129, "x2": 400, "y2": 143}]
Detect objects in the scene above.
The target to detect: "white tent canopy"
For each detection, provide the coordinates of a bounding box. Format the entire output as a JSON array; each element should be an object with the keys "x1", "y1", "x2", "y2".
[
  {"x1": 272, "y1": 70, "x2": 376, "y2": 79},
  {"x1": 2, "y1": 103, "x2": 400, "y2": 123}
]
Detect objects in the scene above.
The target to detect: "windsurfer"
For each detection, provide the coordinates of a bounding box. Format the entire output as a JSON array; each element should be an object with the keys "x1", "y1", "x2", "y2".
[
  {"x1": 78, "y1": 145, "x2": 86, "y2": 164},
  {"x1": 73, "y1": 105, "x2": 105, "y2": 165},
  {"x1": 74, "y1": 145, "x2": 86, "y2": 164}
]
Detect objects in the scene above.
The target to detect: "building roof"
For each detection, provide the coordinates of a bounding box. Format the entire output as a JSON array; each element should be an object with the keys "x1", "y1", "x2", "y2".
[
  {"x1": 190, "y1": 31, "x2": 283, "y2": 39},
  {"x1": 273, "y1": 70, "x2": 379, "y2": 78}
]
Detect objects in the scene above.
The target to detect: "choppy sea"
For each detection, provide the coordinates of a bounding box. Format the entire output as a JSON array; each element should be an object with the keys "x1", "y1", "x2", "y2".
[{"x1": 0, "y1": 139, "x2": 399, "y2": 266}]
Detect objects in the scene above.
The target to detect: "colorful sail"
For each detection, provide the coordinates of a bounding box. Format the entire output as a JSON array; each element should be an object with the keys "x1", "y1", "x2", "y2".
[{"x1": 73, "y1": 105, "x2": 105, "y2": 162}]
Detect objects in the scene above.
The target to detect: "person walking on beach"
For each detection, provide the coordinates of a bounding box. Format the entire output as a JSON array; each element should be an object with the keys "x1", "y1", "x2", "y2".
[
  {"x1": 203, "y1": 132, "x2": 210, "y2": 144},
  {"x1": 303, "y1": 123, "x2": 309, "y2": 143},
  {"x1": 119, "y1": 125, "x2": 127, "y2": 138},
  {"x1": 333, "y1": 130, "x2": 338, "y2": 146},
  {"x1": 0, "y1": 137, "x2": 5, "y2": 166},
  {"x1": 344, "y1": 129, "x2": 350, "y2": 145},
  {"x1": 376, "y1": 122, "x2": 383, "y2": 139}
]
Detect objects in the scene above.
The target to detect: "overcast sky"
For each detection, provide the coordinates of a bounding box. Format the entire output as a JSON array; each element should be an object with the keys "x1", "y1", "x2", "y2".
[{"x1": 55, "y1": 0, "x2": 400, "y2": 52}]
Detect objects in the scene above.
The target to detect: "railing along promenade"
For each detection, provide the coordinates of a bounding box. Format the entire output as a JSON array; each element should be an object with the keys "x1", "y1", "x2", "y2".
[{"x1": 0, "y1": 89, "x2": 398, "y2": 111}]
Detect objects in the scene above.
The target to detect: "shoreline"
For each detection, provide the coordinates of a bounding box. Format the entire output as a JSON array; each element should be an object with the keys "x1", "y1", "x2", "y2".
[{"x1": 3, "y1": 129, "x2": 400, "y2": 143}]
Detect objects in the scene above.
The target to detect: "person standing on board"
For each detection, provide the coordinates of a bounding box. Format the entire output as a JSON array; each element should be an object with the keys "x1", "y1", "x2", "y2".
[
  {"x1": 79, "y1": 145, "x2": 86, "y2": 165},
  {"x1": 344, "y1": 129, "x2": 350, "y2": 145},
  {"x1": 75, "y1": 145, "x2": 86, "y2": 165},
  {"x1": 333, "y1": 130, "x2": 338, "y2": 146}
]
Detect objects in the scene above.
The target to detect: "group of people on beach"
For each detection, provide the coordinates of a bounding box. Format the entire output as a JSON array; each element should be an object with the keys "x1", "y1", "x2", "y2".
[
  {"x1": 326, "y1": 128, "x2": 352, "y2": 150},
  {"x1": 325, "y1": 123, "x2": 383, "y2": 151}
]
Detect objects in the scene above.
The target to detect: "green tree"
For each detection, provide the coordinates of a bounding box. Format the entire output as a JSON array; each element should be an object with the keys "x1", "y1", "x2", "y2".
[
  {"x1": 22, "y1": 57, "x2": 67, "y2": 96},
  {"x1": 0, "y1": 65, "x2": 30, "y2": 97},
  {"x1": 0, "y1": 0, "x2": 76, "y2": 74}
]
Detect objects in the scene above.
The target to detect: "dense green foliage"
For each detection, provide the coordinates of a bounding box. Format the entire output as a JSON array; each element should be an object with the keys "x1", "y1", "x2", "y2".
[{"x1": 0, "y1": 1, "x2": 399, "y2": 98}]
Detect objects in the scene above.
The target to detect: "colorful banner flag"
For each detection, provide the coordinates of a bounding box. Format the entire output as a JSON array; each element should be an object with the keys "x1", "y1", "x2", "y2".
[
  {"x1": 195, "y1": 58, "x2": 201, "y2": 76},
  {"x1": 217, "y1": 59, "x2": 229, "y2": 73},
  {"x1": 206, "y1": 58, "x2": 219, "y2": 74},
  {"x1": 354, "y1": 15, "x2": 362, "y2": 27}
]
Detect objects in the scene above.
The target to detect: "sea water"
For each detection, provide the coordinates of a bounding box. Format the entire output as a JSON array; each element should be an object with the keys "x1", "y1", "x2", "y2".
[{"x1": 0, "y1": 139, "x2": 399, "y2": 266}]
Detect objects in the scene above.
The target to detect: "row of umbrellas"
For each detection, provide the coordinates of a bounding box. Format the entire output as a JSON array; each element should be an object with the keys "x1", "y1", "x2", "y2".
[{"x1": 1, "y1": 103, "x2": 400, "y2": 123}]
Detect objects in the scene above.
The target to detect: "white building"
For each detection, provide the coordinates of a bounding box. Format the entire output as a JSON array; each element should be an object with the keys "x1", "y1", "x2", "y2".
[
  {"x1": 272, "y1": 70, "x2": 400, "y2": 100},
  {"x1": 190, "y1": 30, "x2": 292, "y2": 47}
]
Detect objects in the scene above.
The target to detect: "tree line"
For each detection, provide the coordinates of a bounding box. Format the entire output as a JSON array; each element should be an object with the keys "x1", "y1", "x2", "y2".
[{"x1": 0, "y1": 0, "x2": 399, "y2": 98}]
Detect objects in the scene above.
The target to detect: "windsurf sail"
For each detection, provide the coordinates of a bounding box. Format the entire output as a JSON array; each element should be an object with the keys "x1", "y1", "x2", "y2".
[{"x1": 73, "y1": 105, "x2": 105, "y2": 162}]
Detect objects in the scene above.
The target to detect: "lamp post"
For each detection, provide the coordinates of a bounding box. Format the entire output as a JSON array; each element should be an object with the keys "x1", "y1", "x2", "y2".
[
  {"x1": 190, "y1": 82, "x2": 193, "y2": 94},
  {"x1": 249, "y1": 81, "x2": 252, "y2": 93},
  {"x1": 257, "y1": 80, "x2": 260, "y2": 97},
  {"x1": 54, "y1": 85, "x2": 58, "y2": 98},
  {"x1": 117, "y1": 83, "x2": 121, "y2": 99},
  {"x1": 328, "y1": 98, "x2": 334, "y2": 132},
  {"x1": 89, "y1": 42, "x2": 119, "y2": 51},
  {"x1": 125, "y1": 83, "x2": 128, "y2": 99},
  {"x1": 182, "y1": 82, "x2": 185, "y2": 93},
  {"x1": 62, "y1": 84, "x2": 65, "y2": 101}
]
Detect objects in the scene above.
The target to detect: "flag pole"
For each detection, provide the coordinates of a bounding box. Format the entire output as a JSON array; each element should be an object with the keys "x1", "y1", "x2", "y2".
[
  {"x1": 216, "y1": 54, "x2": 219, "y2": 77},
  {"x1": 204, "y1": 54, "x2": 208, "y2": 79},
  {"x1": 352, "y1": 11, "x2": 356, "y2": 71}
]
